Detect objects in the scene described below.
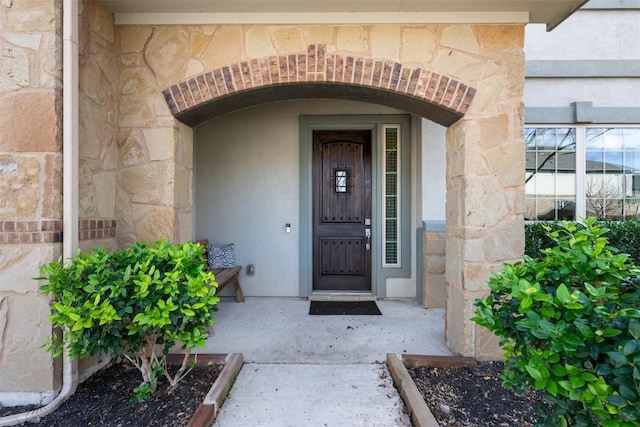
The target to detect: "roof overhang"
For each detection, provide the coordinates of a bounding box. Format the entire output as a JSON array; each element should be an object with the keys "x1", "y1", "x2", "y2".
[{"x1": 100, "y1": 0, "x2": 589, "y2": 31}]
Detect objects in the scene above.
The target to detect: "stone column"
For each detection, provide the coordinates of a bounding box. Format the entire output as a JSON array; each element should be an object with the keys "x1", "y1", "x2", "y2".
[
  {"x1": 445, "y1": 26, "x2": 526, "y2": 360},
  {"x1": 0, "y1": 0, "x2": 64, "y2": 404}
]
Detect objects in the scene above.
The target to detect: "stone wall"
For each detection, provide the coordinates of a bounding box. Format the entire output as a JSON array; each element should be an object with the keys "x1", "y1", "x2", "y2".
[
  {"x1": 445, "y1": 27, "x2": 526, "y2": 359},
  {"x1": 77, "y1": 0, "x2": 118, "y2": 252},
  {"x1": 422, "y1": 230, "x2": 446, "y2": 308},
  {"x1": 111, "y1": 22, "x2": 525, "y2": 358},
  {"x1": 0, "y1": 0, "x2": 63, "y2": 405},
  {"x1": 0, "y1": 7, "x2": 526, "y2": 402}
]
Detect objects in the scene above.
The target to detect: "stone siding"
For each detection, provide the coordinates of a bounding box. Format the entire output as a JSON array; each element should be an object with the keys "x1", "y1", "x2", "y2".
[
  {"x1": 0, "y1": 0, "x2": 63, "y2": 404},
  {"x1": 78, "y1": 0, "x2": 118, "y2": 250},
  {"x1": 422, "y1": 231, "x2": 446, "y2": 309},
  {"x1": 0, "y1": 0, "x2": 526, "y2": 402}
]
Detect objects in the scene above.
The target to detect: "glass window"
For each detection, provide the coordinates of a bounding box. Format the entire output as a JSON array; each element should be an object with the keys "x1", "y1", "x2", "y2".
[
  {"x1": 524, "y1": 126, "x2": 640, "y2": 221},
  {"x1": 586, "y1": 128, "x2": 640, "y2": 219},
  {"x1": 525, "y1": 128, "x2": 576, "y2": 220},
  {"x1": 383, "y1": 125, "x2": 400, "y2": 267}
]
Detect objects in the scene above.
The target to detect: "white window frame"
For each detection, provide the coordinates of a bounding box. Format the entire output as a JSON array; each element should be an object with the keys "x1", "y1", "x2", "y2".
[
  {"x1": 526, "y1": 124, "x2": 640, "y2": 220},
  {"x1": 382, "y1": 124, "x2": 401, "y2": 268}
]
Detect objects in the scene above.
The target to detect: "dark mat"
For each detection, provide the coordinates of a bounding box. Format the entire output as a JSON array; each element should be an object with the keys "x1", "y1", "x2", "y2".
[{"x1": 309, "y1": 300, "x2": 382, "y2": 315}]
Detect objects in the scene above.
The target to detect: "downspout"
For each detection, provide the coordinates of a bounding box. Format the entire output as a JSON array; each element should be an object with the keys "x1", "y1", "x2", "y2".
[{"x1": 0, "y1": 0, "x2": 78, "y2": 424}]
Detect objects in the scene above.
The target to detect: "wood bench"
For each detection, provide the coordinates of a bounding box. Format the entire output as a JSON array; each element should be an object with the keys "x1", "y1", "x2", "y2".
[{"x1": 194, "y1": 239, "x2": 245, "y2": 303}]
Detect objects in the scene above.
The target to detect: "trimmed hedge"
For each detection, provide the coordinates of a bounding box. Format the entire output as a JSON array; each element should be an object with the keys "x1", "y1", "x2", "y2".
[{"x1": 526, "y1": 219, "x2": 640, "y2": 264}]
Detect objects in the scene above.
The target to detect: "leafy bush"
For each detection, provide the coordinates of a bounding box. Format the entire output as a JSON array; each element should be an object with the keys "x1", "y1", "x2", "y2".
[
  {"x1": 474, "y1": 218, "x2": 640, "y2": 426},
  {"x1": 39, "y1": 240, "x2": 219, "y2": 399},
  {"x1": 526, "y1": 219, "x2": 640, "y2": 263}
]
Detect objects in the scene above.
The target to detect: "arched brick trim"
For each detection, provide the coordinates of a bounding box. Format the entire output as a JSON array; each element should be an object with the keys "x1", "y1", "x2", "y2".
[{"x1": 163, "y1": 44, "x2": 476, "y2": 127}]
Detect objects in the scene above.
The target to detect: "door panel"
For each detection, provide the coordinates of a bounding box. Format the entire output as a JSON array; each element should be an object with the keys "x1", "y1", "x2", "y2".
[{"x1": 313, "y1": 130, "x2": 372, "y2": 291}]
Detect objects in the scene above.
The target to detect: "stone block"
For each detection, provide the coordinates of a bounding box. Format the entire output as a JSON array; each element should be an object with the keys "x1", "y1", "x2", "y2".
[
  {"x1": 0, "y1": 91, "x2": 61, "y2": 152},
  {"x1": 272, "y1": 27, "x2": 305, "y2": 54},
  {"x1": 0, "y1": 294, "x2": 56, "y2": 394},
  {"x1": 400, "y1": 27, "x2": 437, "y2": 64},
  {"x1": 0, "y1": 155, "x2": 40, "y2": 219},
  {"x1": 41, "y1": 33, "x2": 61, "y2": 79},
  {"x1": 176, "y1": 209, "x2": 194, "y2": 243},
  {"x1": 118, "y1": 163, "x2": 163, "y2": 204},
  {"x1": 119, "y1": 129, "x2": 149, "y2": 167},
  {"x1": 445, "y1": 283, "x2": 474, "y2": 356},
  {"x1": 42, "y1": 153, "x2": 63, "y2": 219},
  {"x1": 145, "y1": 27, "x2": 190, "y2": 87},
  {"x1": 424, "y1": 232, "x2": 445, "y2": 255},
  {"x1": 483, "y1": 217, "x2": 524, "y2": 262},
  {"x1": 462, "y1": 262, "x2": 500, "y2": 291},
  {"x1": 6, "y1": 0, "x2": 59, "y2": 32},
  {"x1": 120, "y1": 67, "x2": 157, "y2": 95},
  {"x1": 425, "y1": 255, "x2": 446, "y2": 275},
  {"x1": 143, "y1": 128, "x2": 176, "y2": 161},
  {"x1": 478, "y1": 113, "x2": 510, "y2": 151},
  {"x1": 369, "y1": 26, "x2": 400, "y2": 60},
  {"x1": 246, "y1": 27, "x2": 276, "y2": 58},
  {"x1": 0, "y1": 244, "x2": 59, "y2": 293},
  {"x1": 468, "y1": 74, "x2": 504, "y2": 116},
  {"x1": 201, "y1": 26, "x2": 242, "y2": 72},
  {"x1": 119, "y1": 26, "x2": 152, "y2": 53},
  {"x1": 79, "y1": 93, "x2": 109, "y2": 160},
  {"x1": 135, "y1": 207, "x2": 175, "y2": 242},
  {"x1": 475, "y1": 325, "x2": 504, "y2": 361},
  {"x1": 308, "y1": 26, "x2": 335, "y2": 44},
  {"x1": 175, "y1": 122, "x2": 194, "y2": 168},
  {"x1": 434, "y1": 49, "x2": 484, "y2": 84},
  {"x1": 91, "y1": 0, "x2": 115, "y2": 45},
  {"x1": 93, "y1": 171, "x2": 116, "y2": 218},
  {"x1": 441, "y1": 26, "x2": 480, "y2": 55},
  {"x1": 174, "y1": 166, "x2": 192, "y2": 209},
  {"x1": 337, "y1": 26, "x2": 368, "y2": 53},
  {"x1": 463, "y1": 175, "x2": 509, "y2": 228},
  {"x1": 422, "y1": 273, "x2": 446, "y2": 309},
  {"x1": 1, "y1": 32, "x2": 42, "y2": 49},
  {"x1": 120, "y1": 95, "x2": 155, "y2": 127},
  {"x1": 475, "y1": 25, "x2": 524, "y2": 51}
]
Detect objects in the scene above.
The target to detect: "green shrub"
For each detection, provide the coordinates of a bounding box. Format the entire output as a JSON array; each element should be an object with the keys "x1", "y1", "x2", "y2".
[
  {"x1": 473, "y1": 218, "x2": 640, "y2": 426},
  {"x1": 39, "y1": 240, "x2": 219, "y2": 399},
  {"x1": 526, "y1": 219, "x2": 640, "y2": 263}
]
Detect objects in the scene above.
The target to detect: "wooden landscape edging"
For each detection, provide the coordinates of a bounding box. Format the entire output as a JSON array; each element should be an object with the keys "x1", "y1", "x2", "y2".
[
  {"x1": 386, "y1": 354, "x2": 478, "y2": 427},
  {"x1": 167, "y1": 353, "x2": 244, "y2": 427}
]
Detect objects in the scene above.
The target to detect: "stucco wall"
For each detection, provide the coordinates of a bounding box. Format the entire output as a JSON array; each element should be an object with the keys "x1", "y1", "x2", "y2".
[
  {"x1": 195, "y1": 100, "x2": 406, "y2": 297},
  {"x1": 524, "y1": 9, "x2": 640, "y2": 110},
  {"x1": 0, "y1": 0, "x2": 63, "y2": 405}
]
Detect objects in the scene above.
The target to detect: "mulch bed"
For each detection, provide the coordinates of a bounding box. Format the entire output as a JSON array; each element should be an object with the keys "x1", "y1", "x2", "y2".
[
  {"x1": 0, "y1": 360, "x2": 221, "y2": 426},
  {"x1": 409, "y1": 361, "x2": 546, "y2": 427}
]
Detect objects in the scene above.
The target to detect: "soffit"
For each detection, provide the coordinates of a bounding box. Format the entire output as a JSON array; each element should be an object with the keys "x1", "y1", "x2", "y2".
[{"x1": 100, "y1": 0, "x2": 589, "y2": 30}]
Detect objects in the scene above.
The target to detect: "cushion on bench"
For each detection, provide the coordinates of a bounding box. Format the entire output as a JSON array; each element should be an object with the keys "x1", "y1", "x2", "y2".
[{"x1": 194, "y1": 239, "x2": 245, "y2": 302}]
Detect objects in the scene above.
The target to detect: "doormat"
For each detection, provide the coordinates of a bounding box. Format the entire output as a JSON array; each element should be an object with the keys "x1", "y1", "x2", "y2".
[{"x1": 309, "y1": 301, "x2": 382, "y2": 315}]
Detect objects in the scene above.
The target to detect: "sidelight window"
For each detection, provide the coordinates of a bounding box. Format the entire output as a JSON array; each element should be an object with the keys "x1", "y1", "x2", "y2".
[{"x1": 383, "y1": 125, "x2": 401, "y2": 267}]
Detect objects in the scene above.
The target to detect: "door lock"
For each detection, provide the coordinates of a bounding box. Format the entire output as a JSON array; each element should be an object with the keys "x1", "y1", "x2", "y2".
[{"x1": 365, "y1": 228, "x2": 371, "y2": 250}]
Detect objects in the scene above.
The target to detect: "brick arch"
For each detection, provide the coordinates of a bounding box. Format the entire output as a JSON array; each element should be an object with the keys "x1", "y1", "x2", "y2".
[{"x1": 162, "y1": 44, "x2": 476, "y2": 127}]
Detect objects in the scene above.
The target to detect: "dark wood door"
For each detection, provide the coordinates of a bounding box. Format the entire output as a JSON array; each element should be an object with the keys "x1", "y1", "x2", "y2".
[{"x1": 313, "y1": 130, "x2": 372, "y2": 291}]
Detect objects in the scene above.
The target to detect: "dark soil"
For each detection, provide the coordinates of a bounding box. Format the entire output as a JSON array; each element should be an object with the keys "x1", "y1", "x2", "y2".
[
  {"x1": 409, "y1": 361, "x2": 546, "y2": 427},
  {"x1": 0, "y1": 361, "x2": 221, "y2": 426}
]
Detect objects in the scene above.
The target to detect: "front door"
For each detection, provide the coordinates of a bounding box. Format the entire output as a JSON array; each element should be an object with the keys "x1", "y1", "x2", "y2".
[{"x1": 312, "y1": 130, "x2": 372, "y2": 292}]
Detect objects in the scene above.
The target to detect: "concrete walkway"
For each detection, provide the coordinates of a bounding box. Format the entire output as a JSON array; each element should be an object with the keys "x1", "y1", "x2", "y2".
[{"x1": 201, "y1": 298, "x2": 451, "y2": 426}]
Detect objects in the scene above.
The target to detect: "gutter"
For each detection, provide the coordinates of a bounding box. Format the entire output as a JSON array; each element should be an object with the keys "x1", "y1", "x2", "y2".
[
  {"x1": 547, "y1": 0, "x2": 590, "y2": 31},
  {"x1": 0, "y1": 0, "x2": 79, "y2": 423}
]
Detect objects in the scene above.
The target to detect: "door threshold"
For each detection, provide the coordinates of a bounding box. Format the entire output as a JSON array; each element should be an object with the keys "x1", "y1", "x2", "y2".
[{"x1": 308, "y1": 293, "x2": 377, "y2": 302}]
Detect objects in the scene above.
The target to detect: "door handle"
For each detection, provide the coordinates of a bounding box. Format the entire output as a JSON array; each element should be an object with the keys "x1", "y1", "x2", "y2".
[{"x1": 365, "y1": 228, "x2": 371, "y2": 250}]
